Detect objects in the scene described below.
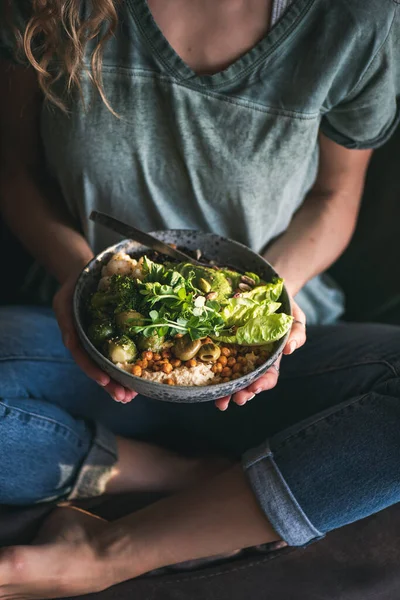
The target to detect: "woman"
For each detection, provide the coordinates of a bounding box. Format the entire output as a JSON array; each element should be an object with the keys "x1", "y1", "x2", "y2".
[{"x1": 0, "y1": 0, "x2": 400, "y2": 597}]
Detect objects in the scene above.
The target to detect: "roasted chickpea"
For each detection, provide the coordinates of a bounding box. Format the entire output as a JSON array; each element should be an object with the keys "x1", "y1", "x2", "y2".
[
  {"x1": 221, "y1": 377, "x2": 230, "y2": 383},
  {"x1": 162, "y1": 363, "x2": 173, "y2": 374},
  {"x1": 153, "y1": 353, "x2": 161, "y2": 361},
  {"x1": 216, "y1": 362, "x2": 223, "y2": 373},
  {"x1": 165, "y1": 378, "x2": 175, "y2": 385},
  {"x1": 227, "y1": 357, "x2": 236, "y2": 367},
  {"x1": 221, "y1": 367, "x2": 232, "y2": 377},
  {"x1": 185, "y1": 359, "x2": 197, "y2": 368},
  {"x1": 155, "y1": 359, "x2": 167, "y2": 365},
  {"x1": 132, "y1": 365, "x2": 142, "y2": 377},
  {"x1": 217, "y1": 355, "x2": 228, "y2": 367},
  {"x1": 171, "y1": 359, "x2": 182, "y2": 368},
  {"x1": 162, "y1": 350, "x2": 171, "y2": 359},
  {"x1": 232, "y1": 363, "x2": 242, "y2": 373},
  {"x1": 142, "y1": 351, "x2": 153, "y2": 361},
  {"x1": 211, "y1": 365, "x2": 219, "y2": 374},
  {"x1": 221, "y1": 347, "x2": 231, "y2": 357},
  {"x1": 232, "y1": 373, "x2": 241, "y2": 380}
]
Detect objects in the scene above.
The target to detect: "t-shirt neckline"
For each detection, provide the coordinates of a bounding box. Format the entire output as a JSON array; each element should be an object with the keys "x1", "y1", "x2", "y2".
[{"x1": 127, "y1": 0, "x2": 315, "y2": 88}]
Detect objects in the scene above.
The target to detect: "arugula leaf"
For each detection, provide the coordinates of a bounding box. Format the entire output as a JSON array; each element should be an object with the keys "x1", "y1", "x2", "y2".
[{"x1": 142, "y1": 256, "x2": 187, "y2": 288}]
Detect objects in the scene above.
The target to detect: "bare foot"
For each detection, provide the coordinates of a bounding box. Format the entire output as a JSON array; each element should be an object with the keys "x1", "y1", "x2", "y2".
[
  {"x1": 104, "y1": 437, "x2": 232, "y2": 495},
  {"x1": 0, "y1": 507, "x2": 115, "y2": 599}
]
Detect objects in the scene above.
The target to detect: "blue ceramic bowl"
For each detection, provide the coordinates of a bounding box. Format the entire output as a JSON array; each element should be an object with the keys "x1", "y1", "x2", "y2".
[{"x1": 73, "y1": 231, "x2": 291, "y2": 403}]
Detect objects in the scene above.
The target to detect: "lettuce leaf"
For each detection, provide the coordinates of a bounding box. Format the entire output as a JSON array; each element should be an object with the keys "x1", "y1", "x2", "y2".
[
  {"x1": 241, "y1": 279, "x2": 284, "y2": 303},
  {"x1": 221, "y1": 297, "x2": 281, "y2": 327},
  {"x1": 216, "y1": 277, "x2": 290, "y2": 345},
  {"x1": 214, "y1": 313, "x2": 293, "y2": 346}
]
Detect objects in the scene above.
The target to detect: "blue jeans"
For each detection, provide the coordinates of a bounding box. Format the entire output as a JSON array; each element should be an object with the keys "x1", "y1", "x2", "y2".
[{"x1": 2, "y1": 306, "x2": 400, "y2": 546}]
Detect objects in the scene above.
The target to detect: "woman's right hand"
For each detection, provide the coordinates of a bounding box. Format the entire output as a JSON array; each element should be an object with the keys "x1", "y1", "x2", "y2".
[{"x1": 53, "y1": 270, "x2": 138, "y2": 404}]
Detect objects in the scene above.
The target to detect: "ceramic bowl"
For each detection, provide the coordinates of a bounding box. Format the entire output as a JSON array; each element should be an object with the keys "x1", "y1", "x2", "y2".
[{"x1": 73, "y1": 230, "x2": 291, "y2": 403}]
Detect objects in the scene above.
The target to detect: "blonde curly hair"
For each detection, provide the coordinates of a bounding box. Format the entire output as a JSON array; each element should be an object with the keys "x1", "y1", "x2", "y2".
[{"x1": 5, "y1": 0, "x2": 119, "y2": 112}]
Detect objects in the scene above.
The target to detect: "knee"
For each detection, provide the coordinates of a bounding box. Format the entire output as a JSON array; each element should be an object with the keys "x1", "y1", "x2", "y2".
[{"x1": 0, "y1": 403, "x2": 90, "y2": 506}]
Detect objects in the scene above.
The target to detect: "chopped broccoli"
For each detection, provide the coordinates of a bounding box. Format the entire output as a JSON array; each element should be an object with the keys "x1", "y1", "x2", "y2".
[{"x1": 89, "y1": 274, "x2": 140, "y2": 319}]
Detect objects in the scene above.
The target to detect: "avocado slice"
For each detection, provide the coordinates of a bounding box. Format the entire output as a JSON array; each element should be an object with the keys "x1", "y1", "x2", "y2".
[{"x1": 175, "y1": 263, "x2": 233, "y2": 302}]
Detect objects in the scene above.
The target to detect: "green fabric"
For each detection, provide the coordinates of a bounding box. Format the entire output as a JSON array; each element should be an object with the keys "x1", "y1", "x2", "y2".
[{"x1": 1, "y1": 0, "x2": 400, "y2": 323}]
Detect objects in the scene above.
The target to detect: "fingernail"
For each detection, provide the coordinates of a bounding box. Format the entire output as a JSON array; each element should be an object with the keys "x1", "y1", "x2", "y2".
[
  {"x1": 254, "y1": 388, "x2": 263, "y2": 395},
  {"x1": 97, "y1": 379, "x2": 108, "y2": 387},
  {"x1": 289, "y1": 341, "x2": 297, "y2": 354},
  {"x1": 247, "y1": 394, "x2": 255, "y2": 401}
]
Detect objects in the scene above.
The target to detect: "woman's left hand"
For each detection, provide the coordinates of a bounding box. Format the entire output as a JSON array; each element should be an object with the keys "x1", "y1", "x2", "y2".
[
  {"x1": 215, "y1": 298, "x2": 306, "y2": 411},
  {"x1": 0, "y1": 506, "x2": 116, "y2": 600}
]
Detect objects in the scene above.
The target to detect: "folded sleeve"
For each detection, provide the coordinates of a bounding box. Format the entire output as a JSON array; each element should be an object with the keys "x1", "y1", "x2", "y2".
[
  {"x1": 0, "y1": 1, "x2": 31, "y2": 64},
  {"x1": 321, "y1": 7, "x2": 400, "y2": 150}
]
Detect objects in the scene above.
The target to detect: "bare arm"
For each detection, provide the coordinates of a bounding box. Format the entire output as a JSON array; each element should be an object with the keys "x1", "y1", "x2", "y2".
[
  {"x1": 225, "y1": 136, "x2": 373, "y2": 408},
  {"x1": 0, "y1": 59, "x2": 135, "y2": 402},
  {"x1": 264, "y1": 133, "x2": 373, "y2": 296},
  {"x1": 0, "y1": 59, "x2": 93, "y2": 283}
]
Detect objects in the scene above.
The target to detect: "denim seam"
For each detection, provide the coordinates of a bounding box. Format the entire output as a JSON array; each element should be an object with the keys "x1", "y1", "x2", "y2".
[
  {"x1": 67, "y1": 423, "x2": 118, "y2": 500},
  {"x1": 281, "y1": 359, "x2": 398, "y2": 380},
  {"x1": 0, "y1": 356, "x2": 74, "y2": 364},
  {"x1": 96, "y1": 67, "x2": 320, "y2": 120},
  {"x1": 93, "y1": 423, "x2": 120, "y2": 456},
  {"x1": 244, "y1": 455, "x2": 322, "y2": 545},
  {"x1": 0, "y1": 400, "x2": 86, "y2": 448},
  {"x1": 271, "y1": 392, "x2": 370, "y2": 450}
]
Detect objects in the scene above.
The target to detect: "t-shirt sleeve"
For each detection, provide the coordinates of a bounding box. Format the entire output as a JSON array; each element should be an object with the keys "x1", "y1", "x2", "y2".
[
  {"x1": 320, "y1": 7, "x2": 400, "y2": 150},
  {"x1": 0, "y1": 1, "x2": 31, "y2": 64}
]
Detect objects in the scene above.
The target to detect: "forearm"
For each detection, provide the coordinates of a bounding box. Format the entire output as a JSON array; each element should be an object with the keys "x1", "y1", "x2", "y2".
[
  {"x1": 0, "y1": 61, "x2": 93, "y2": 285},
  {"x1": 264, "y1": 136, "x2": 372, "y2": 296},
  {"x1": 0, "y1": 168, "x2": 93, "y2": 284},
  {"x1": 264, "y1": 188, "x2": 360, "y2": 296}
]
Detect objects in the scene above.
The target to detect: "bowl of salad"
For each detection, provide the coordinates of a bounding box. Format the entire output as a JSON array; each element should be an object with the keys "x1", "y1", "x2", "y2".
[{"x1": 73, "y1": 230, "x2": 293, "y2": 403}]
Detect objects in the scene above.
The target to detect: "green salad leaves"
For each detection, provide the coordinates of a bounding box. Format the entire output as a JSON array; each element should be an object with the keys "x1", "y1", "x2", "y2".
[
  {"x1": 89, "y1": 256, "x2": 293, "y2": 346},
  {"x1": 212, "y1": 278, "x2": 292, "y2": 345}
]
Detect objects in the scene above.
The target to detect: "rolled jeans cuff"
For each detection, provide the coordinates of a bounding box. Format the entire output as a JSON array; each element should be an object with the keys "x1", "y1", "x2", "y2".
[
  {"x1": 67, "y1": 422, "x2": 118, "y2": 500},
  {"x1": 242, "y1": 441, "x2": 324, "y2": 547}
]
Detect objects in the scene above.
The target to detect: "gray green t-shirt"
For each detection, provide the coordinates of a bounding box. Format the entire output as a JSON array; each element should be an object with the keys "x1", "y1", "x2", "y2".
[{"x1": 1, "y1": 0, "x2": 400, "y2": 322}]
